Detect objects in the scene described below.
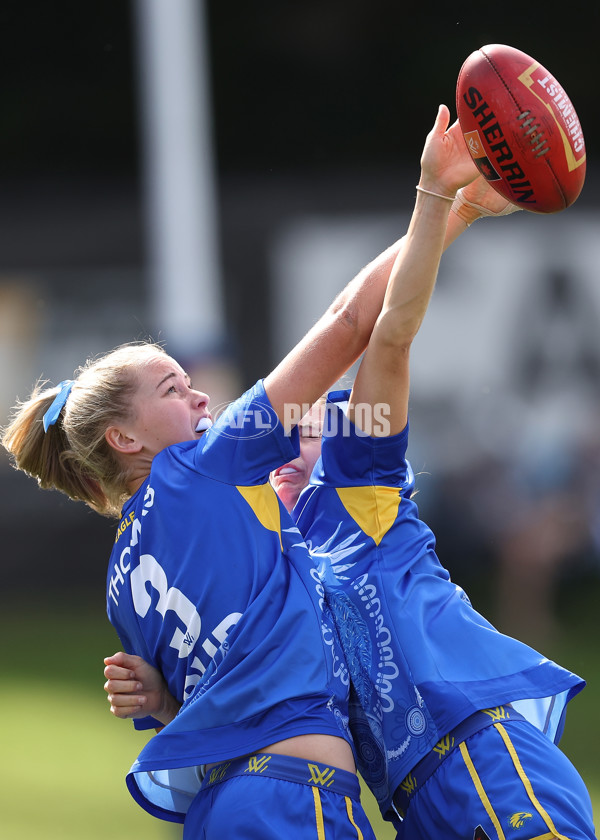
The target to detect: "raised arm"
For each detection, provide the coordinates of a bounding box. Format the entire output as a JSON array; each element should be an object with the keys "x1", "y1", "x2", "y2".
[
  {"x1": 347, "y1": 105, "x2": 487, "y2": 435},
  {"x1": 263, "y1": 105, "x2": 480, "y2": 429},
  {"x1": 263, "y1": 239, "x2": 404, "y2": 429}
]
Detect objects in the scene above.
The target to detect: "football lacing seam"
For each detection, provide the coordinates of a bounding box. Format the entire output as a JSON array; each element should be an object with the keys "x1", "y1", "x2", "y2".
[{"x1": 518, "y1": 110, "x2": 550, "y2": 157}]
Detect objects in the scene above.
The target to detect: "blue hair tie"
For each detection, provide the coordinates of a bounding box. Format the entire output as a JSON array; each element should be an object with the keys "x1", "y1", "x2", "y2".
[{"x1": 43, "y1": 380, "x2": 75, "y2": 432}]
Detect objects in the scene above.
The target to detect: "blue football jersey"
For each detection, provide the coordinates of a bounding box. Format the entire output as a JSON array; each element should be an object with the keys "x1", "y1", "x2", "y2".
[
  {"x1": 106, "y1": 381, "x2": 352, "y2": 822},
  {"x1": 293, "y1": 389, "x2": 585, "y2": 817}
]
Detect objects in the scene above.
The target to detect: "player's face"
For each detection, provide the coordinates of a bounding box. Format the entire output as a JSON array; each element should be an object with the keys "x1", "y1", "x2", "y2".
[
  {"x1": 271, "y1": 405, "x2": 324, "y2": 513},
  {"x1": 128, "y1": 357, "x2": 212, "y2": 457}
]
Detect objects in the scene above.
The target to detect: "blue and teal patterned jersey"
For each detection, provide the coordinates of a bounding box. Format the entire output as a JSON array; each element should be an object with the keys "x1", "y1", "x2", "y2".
[
  {"x1": 293, "y1": 390, "x2": 584, "y2": 817},
  {"x1": 106, "y1": 381, "x2": 351, "y2": 822}
]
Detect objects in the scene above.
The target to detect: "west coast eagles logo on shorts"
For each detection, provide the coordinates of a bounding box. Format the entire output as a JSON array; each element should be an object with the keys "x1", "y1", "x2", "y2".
[{"x1": 509, "y1": 812, "x2": 533, "y2": 829}]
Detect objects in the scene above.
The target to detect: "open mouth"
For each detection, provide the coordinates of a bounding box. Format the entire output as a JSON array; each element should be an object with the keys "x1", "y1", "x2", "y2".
[
  {"x1": 195, "y1": 417, "x2": 213, "y2": 432},
  {"x1": 273, "y1": 464, "x2": 300, "y2": 478}
]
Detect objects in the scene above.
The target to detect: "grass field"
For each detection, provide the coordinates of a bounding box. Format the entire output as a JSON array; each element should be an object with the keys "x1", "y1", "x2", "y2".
[{"x1": 1, "y1": 589, "x2": 598, "y2": 839}]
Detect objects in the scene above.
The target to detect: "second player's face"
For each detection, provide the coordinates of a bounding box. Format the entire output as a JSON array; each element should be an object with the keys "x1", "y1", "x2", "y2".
[{"x1": 271, "y1": 405, "x2": 324, "y2": 513}]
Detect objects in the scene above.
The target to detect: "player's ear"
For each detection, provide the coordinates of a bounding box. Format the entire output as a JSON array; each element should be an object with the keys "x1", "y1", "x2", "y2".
[{"x1": 105, "y1": 425, "x2": 142, "y2": 454}]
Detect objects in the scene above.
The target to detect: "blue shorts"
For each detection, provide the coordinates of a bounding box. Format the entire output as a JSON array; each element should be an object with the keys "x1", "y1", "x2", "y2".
[
  {"x1": 393, "y1": 708, "x2": 596, "y2": 840},
  {"x1": 183, "y1": 753, "x2": 377, "y2": 839}
]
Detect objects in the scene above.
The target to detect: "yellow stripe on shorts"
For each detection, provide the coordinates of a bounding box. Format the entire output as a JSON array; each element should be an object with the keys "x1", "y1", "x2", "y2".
[
  {"x1": 312, "y1": 786, "x2": 326, "y2": 840},
  {"x1": 459, "y1": 741, "x2": 506, "y2": 840},
  {"x1": 311, "y1": 787, "x2": 364, "y2": 840},
  {"x1": 494, "y1": 723, "x2": 571, "y2": 840},
  {"x1": 345, "y1": 796, "x2": 364, "y2": 840}
]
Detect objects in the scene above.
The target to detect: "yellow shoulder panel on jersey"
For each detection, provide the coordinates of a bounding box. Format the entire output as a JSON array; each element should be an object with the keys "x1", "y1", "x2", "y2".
[
  {"x1": 236, "y1": 483, "x2": 283, "y2": 550},
  {"x1": 335, "y1": 485, "x2": 400, "y2": 545}
]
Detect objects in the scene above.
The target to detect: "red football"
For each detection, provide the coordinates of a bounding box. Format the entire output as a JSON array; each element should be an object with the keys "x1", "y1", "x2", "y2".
[{"x1": 456, "y1": 44, "x2": 586, "y2": 213}]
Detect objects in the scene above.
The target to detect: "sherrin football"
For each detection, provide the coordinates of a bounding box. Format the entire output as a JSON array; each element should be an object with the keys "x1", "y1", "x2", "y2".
[{"x1": 456, "y1": 44, "x2": 586, "y2": 213}]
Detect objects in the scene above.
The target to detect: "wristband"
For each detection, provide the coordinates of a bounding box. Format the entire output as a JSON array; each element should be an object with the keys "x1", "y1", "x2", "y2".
[{"x1": 415, "y1": 185, "x2": 456, "y2": 202}]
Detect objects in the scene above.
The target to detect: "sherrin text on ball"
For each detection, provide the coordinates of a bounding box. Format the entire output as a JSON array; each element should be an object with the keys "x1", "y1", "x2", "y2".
[{"x1": 456, "y1": 43, "x2": 586, "y2": 213}]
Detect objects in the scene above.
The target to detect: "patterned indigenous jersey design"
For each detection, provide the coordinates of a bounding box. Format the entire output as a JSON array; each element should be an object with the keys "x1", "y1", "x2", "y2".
[
  {"x1": 293, "y1": 390, "x2": 585, "y2": 817},
  {"x1": 106, "y1": 381, "x2": 351, "y2": 823}
]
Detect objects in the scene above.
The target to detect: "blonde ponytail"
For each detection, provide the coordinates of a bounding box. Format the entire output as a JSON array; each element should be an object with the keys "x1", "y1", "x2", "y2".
[{"x1": 1, "y1": 341, "x2": 169, "y2": 518}]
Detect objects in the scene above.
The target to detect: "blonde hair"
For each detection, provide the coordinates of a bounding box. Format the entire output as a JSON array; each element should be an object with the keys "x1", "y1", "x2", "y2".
[{"x1": 1, "y1": 341, "x2": 169, "y2": 518}]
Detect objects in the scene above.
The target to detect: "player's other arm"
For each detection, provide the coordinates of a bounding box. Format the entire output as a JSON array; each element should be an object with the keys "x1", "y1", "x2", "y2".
[{"x1": 263, "y1": 237, "x2": 404, "y2": 429}]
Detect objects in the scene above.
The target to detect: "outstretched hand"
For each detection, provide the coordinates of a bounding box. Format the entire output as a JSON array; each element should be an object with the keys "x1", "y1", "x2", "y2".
[
  {"x1": 103, "y1": 651, "x2": 180, "y2": 726},
  {"x1": 419, "y1": 104, "x2": 479, "y2": 198}
]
